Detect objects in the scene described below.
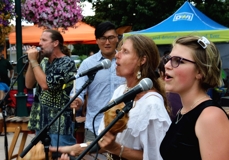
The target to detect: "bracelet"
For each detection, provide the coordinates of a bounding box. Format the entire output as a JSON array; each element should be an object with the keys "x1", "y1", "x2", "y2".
[
  {"x1": 30, "y1": 60, "x2": 38, "y2": 64},
  {"x1": 32, "y1": 64, "x2": 40, "y2": 69},
  {"x1": 119, "y1": 145, "x2": 124, "y2": 158}
]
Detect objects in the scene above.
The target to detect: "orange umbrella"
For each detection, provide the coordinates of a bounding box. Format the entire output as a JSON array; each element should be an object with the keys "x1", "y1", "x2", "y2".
[{"x1": 9, "y1": 21, "x2": 96, "y2": 44}]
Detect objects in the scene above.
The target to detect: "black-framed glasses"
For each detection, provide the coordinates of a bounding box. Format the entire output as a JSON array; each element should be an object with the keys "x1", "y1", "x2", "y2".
[
  {"x1": 163, "y1": 55, "x2": 196, "y2": 68},
  {"x1": 99, "y1": 36, "x2": 117, "y2": 43}
]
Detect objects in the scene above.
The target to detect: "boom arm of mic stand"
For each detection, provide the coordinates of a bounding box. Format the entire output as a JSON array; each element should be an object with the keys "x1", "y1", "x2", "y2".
[
  {"x1": 76, "y1": 100, "x2": 134, "y2": 160},
  {"x1": 20, "y1": 74, "x2": 96, "y2": 158}
]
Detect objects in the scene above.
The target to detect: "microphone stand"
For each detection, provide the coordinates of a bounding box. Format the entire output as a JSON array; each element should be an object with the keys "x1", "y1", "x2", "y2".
[
  {"x1": 0, "y1": 59, "x2": 29, "y2": 160},
  {"x1": 20, "y1": 73, "x2": 96, "y2": 160},
  {"x1": 76, "y1": 100, "x2": 134, "y2": 160}
]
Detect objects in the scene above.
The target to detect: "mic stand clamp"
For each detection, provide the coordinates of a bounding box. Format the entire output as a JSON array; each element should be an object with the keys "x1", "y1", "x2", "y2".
[
  {"x1": 20, "y1": 73, "x2": 96, "y2": 159},
  {"x1": 76, "y1": 100, "x2": 134, "y2": 160}
]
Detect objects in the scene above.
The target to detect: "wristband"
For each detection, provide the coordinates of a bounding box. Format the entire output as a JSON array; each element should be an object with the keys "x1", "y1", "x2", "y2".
[
  {"x1": 32, "y1": 64, "x2": 40, "y2": 69},
  {"x1": 30, "y1": 60, "x2": 38, "y2": 64},
  {"x1": 80, "y1": 143, "x2": 88, "y2": 148}
]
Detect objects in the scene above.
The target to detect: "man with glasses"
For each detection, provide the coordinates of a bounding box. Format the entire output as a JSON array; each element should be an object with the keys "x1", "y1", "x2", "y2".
[{"x1": 70, "y1": 21, "x2": 125, "y2": 143}]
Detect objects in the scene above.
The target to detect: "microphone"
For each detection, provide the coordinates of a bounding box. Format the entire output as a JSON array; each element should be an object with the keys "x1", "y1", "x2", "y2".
[
  {"x1": 98, "y1": 78, "x2": 153, "y2": 113},
  {"x1": 20, "y1": 47, "x2": 41, "y2": 59},
  {"x1": 68, "y1": 59, "x2": 111, "y2": 83}
]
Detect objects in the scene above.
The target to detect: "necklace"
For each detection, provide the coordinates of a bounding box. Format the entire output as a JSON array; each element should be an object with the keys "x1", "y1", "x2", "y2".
[
  {"x1": 175, "y1": 95, "x2": 209, "y2": 124},
  {"x1": 175, "y1": 109, "x2": 183, "y2": 124},
  {"x1": 124, "y1": 85, "x2": 132, "y2": 93}
]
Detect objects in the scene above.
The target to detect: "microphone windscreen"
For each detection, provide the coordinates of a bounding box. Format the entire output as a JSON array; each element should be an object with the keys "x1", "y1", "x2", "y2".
[
  {"x1": 36, "y1": 47, "x2": 41, "y2": 52},
  {"x1": 140, "y1": 78, "x2": 153, "y2": 91},
  {"x1": 101, "y1": 59, "x2": 111, "y2": 69}
]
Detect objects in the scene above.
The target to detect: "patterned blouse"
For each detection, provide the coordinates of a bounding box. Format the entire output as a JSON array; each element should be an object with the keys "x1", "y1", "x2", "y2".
[{"x1": 28, "y1": 56, "x2": 77, "y2": 135}]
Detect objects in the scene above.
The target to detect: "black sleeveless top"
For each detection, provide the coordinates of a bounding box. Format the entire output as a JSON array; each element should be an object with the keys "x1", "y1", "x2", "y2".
[{"x1": 160, "y1": 100, "x2": 228, "y2": 160}]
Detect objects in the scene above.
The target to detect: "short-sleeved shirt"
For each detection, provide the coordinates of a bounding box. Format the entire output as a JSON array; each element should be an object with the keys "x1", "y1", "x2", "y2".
[
  {"x1": 0, "y1": 82, "x2": 9, "y2": 92},
  {"x1": 28, "y1": 56, "x2": 77, "y2": 135}
]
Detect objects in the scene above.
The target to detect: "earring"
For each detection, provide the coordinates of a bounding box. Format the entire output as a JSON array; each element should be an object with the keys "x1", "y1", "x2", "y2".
[{"x1": 137, "y1": 71, "x2": 141, "y2": 79}]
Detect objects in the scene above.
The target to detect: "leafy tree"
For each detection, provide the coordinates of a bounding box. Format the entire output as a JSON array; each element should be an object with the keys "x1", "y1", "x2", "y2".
[
  {"x1": 82, "y1": 0, "x2": 229, "y2": 30},
  {"x1": 78, "y1": 0, "x2": 229, "y2": 58},
  {"x1": 72, "y1": 44, "x2": 99, "y2": 56},
  {"x1": 195, "y1": 0, "x2": 229, "y2": 27}
]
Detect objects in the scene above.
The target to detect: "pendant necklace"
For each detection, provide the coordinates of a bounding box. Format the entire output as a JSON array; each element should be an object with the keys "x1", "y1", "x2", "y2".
[
  {"x1": 175, "y1": 109, "x2": 183, "y2": 124},
  {"x1": 175, "y1": 95, "x2": 209, "y2": 124},
  {"x1": 124, "y1": 84, "x2": 132, "y2": 93}
]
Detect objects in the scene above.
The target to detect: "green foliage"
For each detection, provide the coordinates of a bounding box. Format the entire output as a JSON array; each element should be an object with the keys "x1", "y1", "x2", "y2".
[
  {"x1": 78, "y1": 0, "x2": 229, "y2": 58},
  {"x1": 79, "y1": 55, "x2": 88, "y2": 62},
  {"x1": 82, "y1": 0, "x2": 229, "y2": 31},
  {"x1": 72, "y1": 44, "x2": 99, "y2": 56}
]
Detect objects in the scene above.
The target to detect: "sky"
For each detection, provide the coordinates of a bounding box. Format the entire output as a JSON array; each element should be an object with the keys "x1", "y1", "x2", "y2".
[{"x1": 11, "y1": 1, "x2": 95, "y2": 26}]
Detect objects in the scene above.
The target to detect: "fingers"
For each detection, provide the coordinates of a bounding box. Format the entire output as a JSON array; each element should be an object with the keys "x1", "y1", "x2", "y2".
[
  {"x1": 27, "y1": 46, "x2": 39, "y2": 60},
  {"x1": 58, "y1": 153, "x2": 70, "y2": 160},
  {"x1": 98, "y1": 132, "x2": 117, "y2": 151},
  {"x1": 75, "y1": 116, "x2": 86, "y2": 123},
  {"x1": 71, "y1": 98, "x2": 82, "y2": 109}
]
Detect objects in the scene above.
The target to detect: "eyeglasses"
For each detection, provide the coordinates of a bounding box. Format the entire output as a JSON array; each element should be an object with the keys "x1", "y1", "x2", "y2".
[
  {"x1": 163, "y1": 55, "x2": 196, "y2": 68},
  {"x1": 99, "y1": 36, "x2": 117, "y2": 43},
  {"x1": 197, "y1": 36, "x2": 210, "y2": 49}
]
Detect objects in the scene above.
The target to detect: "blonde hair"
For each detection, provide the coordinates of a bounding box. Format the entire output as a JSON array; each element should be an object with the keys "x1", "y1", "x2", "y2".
[{"x1": 173, "y1": 35, "x2": 222, "y2": 90}]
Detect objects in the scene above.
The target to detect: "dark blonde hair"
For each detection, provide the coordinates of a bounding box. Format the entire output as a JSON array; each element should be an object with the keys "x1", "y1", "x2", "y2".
[
  {"x1": 122, "y1": 34, "x2": 170, "y2": 114},
  {"x1": 173, "y1": 35, "x2": 222, "y2": 90}
]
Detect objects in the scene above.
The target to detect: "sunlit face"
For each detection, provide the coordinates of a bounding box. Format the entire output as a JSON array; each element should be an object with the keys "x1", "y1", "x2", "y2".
[
  {"x1": 164, "y1": 44, "x2": 198, "y2": 94},
  {"x1": 96, "y1": 30, "x2": 118, "y2": 59},
  {"x1": 39, "y1": 32, "x2": 56, "y2": 57},
  {"x1": 115, "y1": 39, "x2": 140, "y2": 79}
]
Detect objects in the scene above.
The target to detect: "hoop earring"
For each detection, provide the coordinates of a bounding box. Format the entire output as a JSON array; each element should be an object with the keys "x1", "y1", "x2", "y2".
[{"x1": 137, "y1": 71, "x2": 141, "y2": 79}]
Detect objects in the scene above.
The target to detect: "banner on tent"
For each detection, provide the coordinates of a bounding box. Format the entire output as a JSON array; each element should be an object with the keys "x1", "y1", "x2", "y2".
[{"x1": 125, "y1": 30, "x2": 229, "y2": 45}]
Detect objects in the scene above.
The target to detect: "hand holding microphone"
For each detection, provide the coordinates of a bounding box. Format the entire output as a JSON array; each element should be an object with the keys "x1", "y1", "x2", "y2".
[
  {"x1": 18, "y1": 47, "x2": 41, "y2": 62},
  {"x1": 26, "y1": 47, "x2": 41, "y2": 61},
  {"x1": 25, "y1": 47, "x2": 42, "y2": 69}
]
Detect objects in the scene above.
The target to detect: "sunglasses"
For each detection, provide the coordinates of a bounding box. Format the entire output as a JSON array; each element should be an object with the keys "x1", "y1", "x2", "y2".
[{"x1": 163, "y1": 55, "x2": 196, "y2": 68}]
